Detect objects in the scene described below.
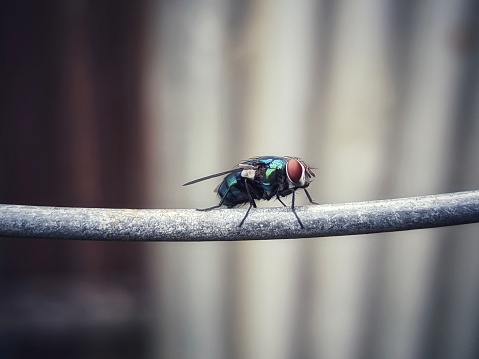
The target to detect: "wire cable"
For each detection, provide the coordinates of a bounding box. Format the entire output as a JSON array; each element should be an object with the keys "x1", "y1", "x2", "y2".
[{"x1": 0, "y1": 190, "x2": 478, "y2": 241}]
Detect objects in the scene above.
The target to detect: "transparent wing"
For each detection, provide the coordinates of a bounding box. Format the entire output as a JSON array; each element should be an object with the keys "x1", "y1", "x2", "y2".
[{"x1": 183, "y1": 168, "x2": 242, "y2": 186}]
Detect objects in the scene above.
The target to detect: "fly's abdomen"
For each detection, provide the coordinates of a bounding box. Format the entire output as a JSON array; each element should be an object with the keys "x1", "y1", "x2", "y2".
[{"x1": 217, "y1": 172, "x2": 250, "y2": 208}]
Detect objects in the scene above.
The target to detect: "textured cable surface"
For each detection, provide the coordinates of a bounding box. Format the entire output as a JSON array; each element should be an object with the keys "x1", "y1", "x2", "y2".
[{"x1": 0, "y1": 190, "x2": 478, "y2": 241}]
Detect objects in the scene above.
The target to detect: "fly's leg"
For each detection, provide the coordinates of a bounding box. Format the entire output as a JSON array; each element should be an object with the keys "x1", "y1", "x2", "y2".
[
  {"x1": 304, "y1": 188, "x2": 319, "y2": 205},
  {"x1": 238, "y1": 179, "x2": 257, "y2": 227},
  {"x1": 291, "y1": 190, "x2": 304, "y2": 229},
  {"x1": 239, "y1": 203, "x2": 253, "y2": 227},
  {"x1": 245, "y1": 179, "x2": 257, "y2": 208},
  {"x1": 197, "y1": 186, "x2": 231, "y2": 211},
  {"x1": 197, "y1": 204, "x2": 221, "y2": 211},
  {"x1": 276, "y1": 194, "x2": 287, "y2": 207}
]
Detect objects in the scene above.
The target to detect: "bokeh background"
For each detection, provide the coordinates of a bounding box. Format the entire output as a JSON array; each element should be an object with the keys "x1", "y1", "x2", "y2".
[{"x1": 1, "y1": 1, "x2": 479, "y2": 358}]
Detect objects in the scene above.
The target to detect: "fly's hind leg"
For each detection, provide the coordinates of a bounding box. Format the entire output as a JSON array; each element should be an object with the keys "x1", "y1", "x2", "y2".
[
  {"x1": 197, "y1": 204, "x2": 222, "y2": 211},
  {"x1": 244, "y1": 179, "x2": 257, "y2": 208},
  {"x1": 239, "y1": 203, "x2": 253, "y2": 227},
  {"x1": 238, "y1": 179, "x2": 257, "y2": 227},
  {"x1": 196, "y1": 186, "x2": 232, "y2": 211}
]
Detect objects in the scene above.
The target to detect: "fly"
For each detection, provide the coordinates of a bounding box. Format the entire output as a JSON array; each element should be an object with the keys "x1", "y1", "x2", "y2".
[{"x1": 183, "y1": 156, "x2": 318, "y2": 228}]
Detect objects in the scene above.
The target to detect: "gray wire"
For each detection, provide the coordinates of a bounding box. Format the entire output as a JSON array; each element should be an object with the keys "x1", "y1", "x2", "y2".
[{"x1": 0, "y1": 190, "x2": 478, "y2": 241}]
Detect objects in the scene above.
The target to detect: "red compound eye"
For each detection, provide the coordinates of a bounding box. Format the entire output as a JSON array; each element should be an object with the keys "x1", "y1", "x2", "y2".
[{"x1": 287, "y1": 159, "x2": 303, "y2": 183}]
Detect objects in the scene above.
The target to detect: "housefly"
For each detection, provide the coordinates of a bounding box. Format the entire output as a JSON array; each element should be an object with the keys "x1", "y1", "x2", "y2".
[{"x1": 183, "y1": 156, "x2": 318, "y2": 228}]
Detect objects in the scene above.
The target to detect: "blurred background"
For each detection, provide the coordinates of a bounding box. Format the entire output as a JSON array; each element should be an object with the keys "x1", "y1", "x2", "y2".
[{"x1": 1, "y1": 0, "x2": 479, "y2": 358}]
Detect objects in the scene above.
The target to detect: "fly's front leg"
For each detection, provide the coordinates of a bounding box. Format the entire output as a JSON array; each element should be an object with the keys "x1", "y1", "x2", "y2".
[{"x1": 304, "y1": 188, "x2": 319, "y2": 205}]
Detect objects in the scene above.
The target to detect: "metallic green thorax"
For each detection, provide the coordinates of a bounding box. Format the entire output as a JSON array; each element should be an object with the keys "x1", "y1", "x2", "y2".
[{"x1": 262, "y1": 158, "x2": 287, "y2": 195}]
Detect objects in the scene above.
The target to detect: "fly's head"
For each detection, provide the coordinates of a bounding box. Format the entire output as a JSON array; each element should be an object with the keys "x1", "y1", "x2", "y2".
[{"x1": 286, "y1": 158, "x2": 316, "y2": 189}]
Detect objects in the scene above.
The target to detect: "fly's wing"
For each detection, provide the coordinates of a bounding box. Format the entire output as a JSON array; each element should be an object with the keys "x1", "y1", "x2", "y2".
[
  {"x1": 183, "y1": 168, "x2": 242, "y2": 186},
  {"x1": 183, "y1": 161, "x2": 259, "y2": 186}
]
